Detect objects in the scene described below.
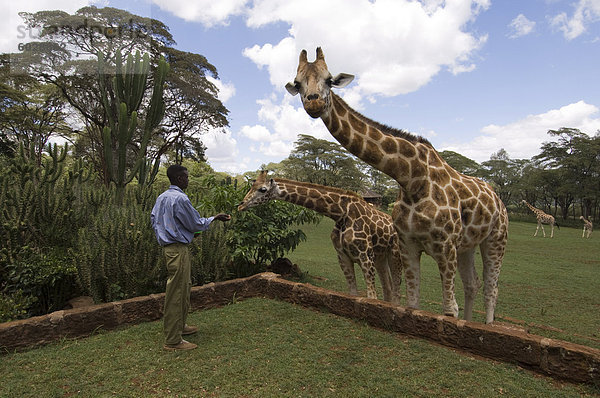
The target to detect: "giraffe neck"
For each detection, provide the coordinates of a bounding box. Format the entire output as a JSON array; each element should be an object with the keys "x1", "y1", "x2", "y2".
[
  {"x1": 321, "y1": 93, "x2": 441, "y2": 189},
  {"x1": 524, "y1": 201, "x2": 541, "y2": 214},
  {"x1": 273, "y1": 178, "x2": 361, "y2": 221}
]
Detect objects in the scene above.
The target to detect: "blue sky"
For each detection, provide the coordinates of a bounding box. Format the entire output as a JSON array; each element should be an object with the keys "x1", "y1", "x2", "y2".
[{"x1": 3, "y1": 0, "x2": 600, "y2": 175}]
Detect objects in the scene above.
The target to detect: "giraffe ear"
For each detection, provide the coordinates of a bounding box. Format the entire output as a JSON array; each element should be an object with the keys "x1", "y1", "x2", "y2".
[
  {"x1": 285, "y1": 82, "x2": 299, "y2": 96},
  {"x1": 331, "y1": 73, "x2": 354, "y2": 88}
]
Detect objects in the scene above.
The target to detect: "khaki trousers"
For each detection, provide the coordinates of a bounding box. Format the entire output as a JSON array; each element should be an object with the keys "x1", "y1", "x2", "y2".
[{"x1": 163, "y1": 243, "x2": 191, "y2": 346}]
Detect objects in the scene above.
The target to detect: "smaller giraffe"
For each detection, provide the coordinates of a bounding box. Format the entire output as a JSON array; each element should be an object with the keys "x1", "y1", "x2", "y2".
[
  {"x1": 580, "y1": 216, "x2": 593, "y2": 238},
  {"x1": 238, "y1": 171, "x2": 403, "y2": 303},
  {"x1": 522, "y1": 200, "x2": 559, "y2": 238}
]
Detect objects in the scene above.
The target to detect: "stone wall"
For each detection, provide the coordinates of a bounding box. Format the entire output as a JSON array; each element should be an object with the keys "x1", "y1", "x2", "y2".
[{"x1": 1, "y1": 272, "x2": 598, "y2": 385}]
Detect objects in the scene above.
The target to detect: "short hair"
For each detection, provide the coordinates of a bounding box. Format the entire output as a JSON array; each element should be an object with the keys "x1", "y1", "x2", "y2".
[{"x1": 167, "y1": 164, "x2": 187, "y2": 184}]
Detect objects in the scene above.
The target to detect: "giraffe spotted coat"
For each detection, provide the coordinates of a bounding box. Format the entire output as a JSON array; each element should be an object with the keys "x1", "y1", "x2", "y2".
[
  {"x1": 238, "y1": 171, "x2": 403, "y2": 303},
  {"x1": 287, "y1": 48, "x2": 508, "y2": 323}
]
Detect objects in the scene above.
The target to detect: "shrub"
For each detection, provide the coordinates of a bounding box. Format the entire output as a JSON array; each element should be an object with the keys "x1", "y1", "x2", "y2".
[
  {"x1": 3, "y1": 247, "x2": 79, "y2": 315},
  {"x1": 0, "y1": 290, "x2": 35, "y2": 323}
]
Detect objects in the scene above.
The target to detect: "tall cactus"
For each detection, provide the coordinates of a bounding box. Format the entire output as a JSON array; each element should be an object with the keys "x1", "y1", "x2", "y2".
[{"x1": 98, "y1": 50, "x2": 169, "y2": 203}]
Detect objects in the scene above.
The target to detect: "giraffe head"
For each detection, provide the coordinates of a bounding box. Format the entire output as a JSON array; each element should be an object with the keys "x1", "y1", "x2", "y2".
[
  {"x1": 237, "y1": 171, "x2": 278, "y2": 211},
  {"x1": 285, "y1": 47, "x2": 354, "y2": 118}
]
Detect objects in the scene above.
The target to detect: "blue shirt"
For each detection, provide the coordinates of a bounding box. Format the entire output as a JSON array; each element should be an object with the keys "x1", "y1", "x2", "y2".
[{"x1": 151, "y1": 185, "x2": 214, "y2": 246}]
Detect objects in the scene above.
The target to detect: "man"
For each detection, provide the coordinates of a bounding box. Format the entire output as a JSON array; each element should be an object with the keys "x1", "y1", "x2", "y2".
[{"x1": 151, "y1": 164, "x2": 231, "y2": 351}]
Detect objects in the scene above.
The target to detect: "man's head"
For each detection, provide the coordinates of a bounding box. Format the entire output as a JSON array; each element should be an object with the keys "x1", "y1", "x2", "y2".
[{"x1": 167, "y1": 164, "x2": 189, "y2": 190}]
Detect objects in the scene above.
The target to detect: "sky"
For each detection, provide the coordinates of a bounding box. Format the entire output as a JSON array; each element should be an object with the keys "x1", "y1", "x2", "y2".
[{"x1": 2, "y1": 0, "x2": 600, "y2": 175}]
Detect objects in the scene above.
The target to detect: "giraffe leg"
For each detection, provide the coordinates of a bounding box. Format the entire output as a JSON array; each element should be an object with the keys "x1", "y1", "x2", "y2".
[
  {"x1": 374, "y1": 255, "x2": 393, "y2": 302},
  {"x1": 358, "y1": 251, "x2": 378, "y2": 299},
  {"x1": 550, "y1": 224, "x2": 554, "y2": 238},
  {"x1": 389, "y1": 244, "x2": 404, "y2": 305},
  {"x1": 437, "y1": 257, "x2": 459, "y2": 318},
  {"x1": 583, "y1": 227, "x2": 586, "y2": 238},
  {"x1": 336, "y1": 251, "x2": 358, "y2": 296},
  {"x1": 480, "y1": 238, "x2": 505, "y2": 324},
  {"x1": 534, "y1": 222, "x2": 540, "y2": 237},
  {"x1": 401, "y1": 247, "x2": 422, "y2": 309},
  {"x1": 457, "y1": 249, "x2": 481, "y2": 321},
  {"x1": 541, "y1": 224, "x2": 546, "y2": 237}
]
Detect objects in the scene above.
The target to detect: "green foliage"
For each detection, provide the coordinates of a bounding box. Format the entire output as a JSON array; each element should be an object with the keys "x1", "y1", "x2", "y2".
[
  {"x1": 98, "y1": 50, "x2": 168, "y2": 201},
  {"x1": 0, "y1": 290, "x2": 36, "y2": 323},
  {"x1": 229, "y1": 200, "x2": 321, "y2": 275},
  {"x1": 4, "y1": 247, "x2": 79, "y2": 315},
  {"x1": 70, "y1": 192, "x2": 165, "y2": 302},
  {"x1": 0, "y1": 142, "x2": 93, "y2": 316},
  {"x1": 281, "y1": 134, "x2": 366, "y2": 191}
]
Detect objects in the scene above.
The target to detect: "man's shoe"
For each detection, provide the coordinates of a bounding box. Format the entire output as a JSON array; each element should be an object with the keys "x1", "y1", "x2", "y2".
[
  {"x1": 182, "y1": 324, "x2": 198, "y2": 335},
  {"x1": 163, "y1": 339, "x2": 197, "y2": 351}
]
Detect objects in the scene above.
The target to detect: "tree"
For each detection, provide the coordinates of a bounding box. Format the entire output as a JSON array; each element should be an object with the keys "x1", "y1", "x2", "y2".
[
  {"x1": 280, "y1": 134, "x2": 366, "y2": 192},
  {"x1": 534, "y1": 128, "x2": 600, "y2": 220},
  {"x1": 98, "y1": 50, "x2": 168, "y2": 202},
  {"x1": 11, "y1": 6, "x2": 228, "y2": 177},
  {"x1": 479, "y1": 149, "x2": 522, "y2": 205},
  {"x1": 0, "y1": 56, "x2": 73, "y2": 164},
  {"x1": 438, "y1": 150, "x2": 482, "y2": 176}
]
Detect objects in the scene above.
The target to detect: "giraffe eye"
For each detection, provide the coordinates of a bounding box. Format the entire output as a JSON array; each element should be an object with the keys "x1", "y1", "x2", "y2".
[{"x1": 258, "y1": 187, "x2": 267, "y2": 193}]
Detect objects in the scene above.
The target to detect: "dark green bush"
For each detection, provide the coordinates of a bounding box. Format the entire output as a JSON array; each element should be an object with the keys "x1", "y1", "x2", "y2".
[{"x1": 3, "y1": 247, "x2": 79, "y2": 315}]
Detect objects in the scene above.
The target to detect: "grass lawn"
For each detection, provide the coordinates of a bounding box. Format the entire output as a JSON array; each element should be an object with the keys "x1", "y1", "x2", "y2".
[
  {"x1": 1, "y1": 219, "x2": 599, "y2": 397},
  {"x1": 289, "y1": 218, "x2": 600, "y2": 349}
]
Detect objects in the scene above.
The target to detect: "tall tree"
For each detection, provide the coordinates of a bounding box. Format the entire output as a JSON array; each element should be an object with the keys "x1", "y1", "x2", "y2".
[
  {"x1": 0, "y1": 56, "x2": 72, "y2": 164},
  {"x1": 9, "y1": 6, "x2": 228, "y2": 179},
  {"x1": 439, "y1": 150, "x2": 482, "y2": 176},
  {"x1": 534, "y1": 128, "x2": 600, "y2": 220},
  {"x1": 479, "y1": 148, "x2": 521, "y2": 205},
  {"x1": 280, "y1": 134, "x2": 366, "y2": 192}
]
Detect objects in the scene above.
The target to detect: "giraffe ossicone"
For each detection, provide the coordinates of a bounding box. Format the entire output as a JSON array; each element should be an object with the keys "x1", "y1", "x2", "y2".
[
  {"x1": 238, "y1": 171, "x2": 403, "y2": 304},
  {"x1": 287, "y1": 47, "x2": 509, "y2": 324}
]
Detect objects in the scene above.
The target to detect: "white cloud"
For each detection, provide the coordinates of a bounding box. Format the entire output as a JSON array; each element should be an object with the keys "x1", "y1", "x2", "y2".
[
  {"x1": 550, "y1": 0, "x2": 600, "y2": 40},
  {"x1": 243, "y1": 0, "x2": 490, "y2": 98},
  {"x1": 206, "y1": 76, "x2": 236, "y2": 103},
  {"x1": 441, "y1": 101, "x2": 600, "y2": 162},
  {"x1": 508, "y1": 14, "x2": 536, "y2": 38},
  {"x1": 203, "y1": 128, "x2": 249, "y2": 173},
  {"x1": 151, "y1": 0, "x2": 249, "y2": 26},
  {"x1": 0, "y1": 0, "x2": 93, "y2": 53},
  {"x1": 237, "y1": 94, "x2": 333, "y2": 158}
]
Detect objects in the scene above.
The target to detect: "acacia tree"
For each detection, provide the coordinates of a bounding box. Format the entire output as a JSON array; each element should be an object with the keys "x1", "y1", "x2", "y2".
[
  {"x1": 280, "y1": 134, "x2": 366, "y2": 192},
  {"x1": 439, "y1": 150, "x2": 482, "y2": 176},
  {"x1": 0, "y1": 56, "x2": 73, "y2": 164},
  {"x1": 10, "y1": 6, "x2": 228, "y2": 180},
  {"x1": 479, "y1": 149, "x2": 522, "y2": 205},
  {"x1": 534, "y1": 128, "x2": 600, "y2": 220}
]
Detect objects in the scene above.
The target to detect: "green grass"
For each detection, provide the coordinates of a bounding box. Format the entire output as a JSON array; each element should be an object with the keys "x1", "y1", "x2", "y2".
[
  {"x1": 1, "y1": 219, "x2": 599, "y2": 397},
  {"x1": 290, "y1": 218, "x2": 600, "y2": 349},
  {"x1": 1, "y1": 299, "x2": 597, "y2": 397}
]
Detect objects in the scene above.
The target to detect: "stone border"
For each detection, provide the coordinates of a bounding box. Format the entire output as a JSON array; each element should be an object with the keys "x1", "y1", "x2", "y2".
[{"x1": 1, "y1": 272, "x2": 598, "y2": 385}]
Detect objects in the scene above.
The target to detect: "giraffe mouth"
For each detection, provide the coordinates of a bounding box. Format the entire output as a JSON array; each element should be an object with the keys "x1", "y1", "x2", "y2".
[{"x1": 304, "y1": 99, "x2": 326, "y2": 118}]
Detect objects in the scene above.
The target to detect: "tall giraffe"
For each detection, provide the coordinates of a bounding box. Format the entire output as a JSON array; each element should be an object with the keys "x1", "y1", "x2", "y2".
[
  {"x1": 238, "y1": 171, "x2": 403, "y2": 304},
  {"x1": 580, "y1": 216, "x2": 593, "y2": 238},
  {"x1": 521, "y1": 200, "x2": 558, "y2": 238},
  {"x1": 286, "y1": 48, "x2": 508, "y2": 323}
]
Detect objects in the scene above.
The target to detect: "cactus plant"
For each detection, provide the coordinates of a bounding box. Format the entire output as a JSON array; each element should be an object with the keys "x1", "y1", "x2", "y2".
[{"x1": 98, "y1": 50, "x2": 169, "y2": 204}]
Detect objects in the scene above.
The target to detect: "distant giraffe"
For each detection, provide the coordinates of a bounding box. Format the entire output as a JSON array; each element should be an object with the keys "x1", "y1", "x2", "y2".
[
  {"x1": 286, "y1": 47, "x2": 508, "y2": 323},
  {"x1": 580, "y1": 216, "x2": 593, "y2": 238},
  {"x1": 238, "y1": 171, "x2": 403, "y2": 303},
  {"x1": 521, "y1": 200, "x2": 559, "y2": 238}
]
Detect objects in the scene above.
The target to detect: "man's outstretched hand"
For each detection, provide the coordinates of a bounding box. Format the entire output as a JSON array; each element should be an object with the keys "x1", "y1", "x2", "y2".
[{"x1": 215, "y1": 213, "x2": 232, "y2": 222}]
